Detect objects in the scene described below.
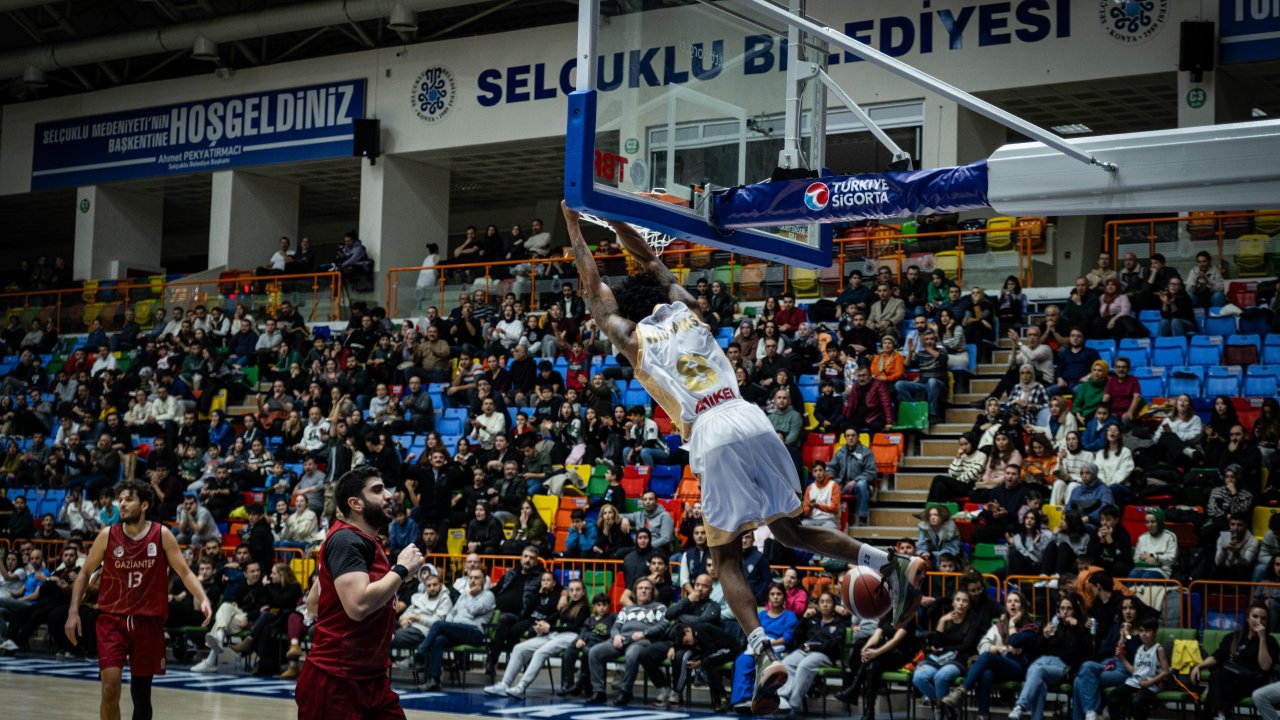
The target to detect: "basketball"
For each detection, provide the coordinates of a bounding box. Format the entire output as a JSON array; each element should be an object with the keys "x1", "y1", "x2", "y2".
[{"x1": 842, "y1": 566, "x2": 891, "y2": 620}]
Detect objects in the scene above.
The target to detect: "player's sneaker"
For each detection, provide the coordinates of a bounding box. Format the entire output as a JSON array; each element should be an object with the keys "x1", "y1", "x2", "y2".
[
  {"x1": 749, "y1": 643, "x2": 788, "y2": 715},
  {"x1": 879, "y1": 552, "x2": 926, "y2": 628}
]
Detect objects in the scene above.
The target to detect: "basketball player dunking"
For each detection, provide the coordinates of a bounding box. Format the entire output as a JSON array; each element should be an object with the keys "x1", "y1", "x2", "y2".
[
  {"x1": 562, "y1": 202, "x2": 925, "y2": 714},
  {"x1": 66, "y1": 480, "x2": 212, "y2": 720},
  {"x1": 296, "y1": 466, "x2": 425, "y2": 720}
]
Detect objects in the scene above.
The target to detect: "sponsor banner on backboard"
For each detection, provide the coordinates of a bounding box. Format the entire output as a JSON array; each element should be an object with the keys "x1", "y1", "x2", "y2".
[
  {"x1": 30, "y1": 80, "x2": 366, "y2": 190},
  {"x1": 710, "y1": 161, "x2": 990, "y2": 229}
]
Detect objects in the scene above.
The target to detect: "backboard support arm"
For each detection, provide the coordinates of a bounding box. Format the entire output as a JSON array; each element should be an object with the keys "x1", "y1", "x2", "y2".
[{"x1": 740, "y1": 0, "x2": 1118, "y2": 174}]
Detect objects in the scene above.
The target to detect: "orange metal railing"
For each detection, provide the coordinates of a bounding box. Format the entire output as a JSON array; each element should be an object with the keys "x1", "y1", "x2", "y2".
[
  {"x1": 1105, "y1": 209, "x2": 1280, "y2": 270},
  {"x1": 386, "y1": 220, "x2": 1046, "y2": 317},
  {"x1": 0, "y1": 270, "x2": 343, "y2": 334}
]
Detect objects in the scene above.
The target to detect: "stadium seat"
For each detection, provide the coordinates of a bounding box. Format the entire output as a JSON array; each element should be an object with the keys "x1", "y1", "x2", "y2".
[
  {"x1": 1085, "y1": 339, "x2": 1115, "y2": 367},
  {"x1": 624, "y1": 387, "x2": 651, "y2": 407},
  {"x1": 1187, "y1": 335, "x2": 1223, "y2": 366},
  {"x1": 1117, "y1": 337, "x2": 1152, "y2": 367},
  {"x1": 870, "y1": 433, "x2": 906, "y2": 474},
  {"x1": 971, "y1": 543, "x2": 1007, "y2": 574},
  {"x1": 1205, "y1": 366, "x2": 1243, "y2": 397},
  {"x1": 892, "y1": 401, "x2": 930, "y2": 432},
  {"x1": 1151, "y1": 336, "x2": 1188, "y2": 366},
  {"x1": 1225, "y1": 336, "x2": 1262, "y2": 366},
  {"x1": 620, "y1": 464, "x2": 650, "y2": 494},
  {"x1": 1245, "y1": 367, "x2": 1280, "y2": 397},
  {"x1": 1131, "y1": 366, "x2": 1165, "y2": 399},
  {"x1": 1202, "y1": 312, "x2": 1237, "y2": 337},
  {"x1": 1236, "y1": 234, "x2": 1270, "y2": 276},
  {"x1": 648, "y1": 465, "x2": 681, "y2": 498},
  {"x1": 985, "y1": 216, "x2": 1017, "y2": 252},
  {"x1": 1137, "y1": 310, "x2": 1162, "y2": 338},
  {"x1": 1166, "y1": 366, "x2": 1204, "y2": 397},
  {"x1": 799, "y1": 384, "x2": 819, "y2": 403}
]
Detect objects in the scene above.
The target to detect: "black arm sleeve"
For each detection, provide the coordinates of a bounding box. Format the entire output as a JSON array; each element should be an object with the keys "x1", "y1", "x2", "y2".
[{"x1": 323, "y1": 528, "x2": 376, "y2": 580}]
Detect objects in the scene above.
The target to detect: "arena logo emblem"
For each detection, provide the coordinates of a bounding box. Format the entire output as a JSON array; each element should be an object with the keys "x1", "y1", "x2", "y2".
[
  {"x1": 412, "y1": 66, "x2": 457, "y2": 123},
  {"x1": 1099, "y1": 0, "x2": 1170, "y2": 44}
]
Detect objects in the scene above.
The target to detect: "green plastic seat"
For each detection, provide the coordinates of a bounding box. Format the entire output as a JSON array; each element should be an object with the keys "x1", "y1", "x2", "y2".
[{"x1": 892, "y1": 401, "x2": 930, "y2": 432}]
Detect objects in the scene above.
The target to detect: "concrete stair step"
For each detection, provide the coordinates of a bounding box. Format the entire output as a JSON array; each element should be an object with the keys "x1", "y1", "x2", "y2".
[
  {"x1": 951, "y1": 392, "x2": 986, "y2": 402},
  {"x1": 945, "y1": 408, "x2": 981, "y2": 424},
  {"x1": 879, "y1": 489, "x2": 928, "y2": 503},
  {"x1": 900, "y1": 455, "x2": 953, "y2": 469},
  {"x1": 969, "y1": 377, "x2": 999, "y2": 394},
  {"x1": 978, "y1": 363, "x2": 1009, "y2": 375},
  {"x1": 894, "y1": 472, "x2": 936, "y2": 491},
  {"x1": 933, "y1": 423, "x2": 971, "y2": 434},
  {"x1": 921, "y1": 438, "x2": 960, "y2": 456},
  {"x1": 869, "y1": 507, "x2": 922, "y2": 527},
  {"x1": 848, "y1": 526, "x2": 919, "y2": 541}
]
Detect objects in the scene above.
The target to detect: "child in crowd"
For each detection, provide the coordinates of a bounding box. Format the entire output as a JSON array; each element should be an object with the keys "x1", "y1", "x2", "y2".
[{"x1": 1105, "y1": 618, "x2": 1169, "y2": 720}]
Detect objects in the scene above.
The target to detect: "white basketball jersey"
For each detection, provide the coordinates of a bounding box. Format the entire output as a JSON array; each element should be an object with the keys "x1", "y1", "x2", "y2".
[{"x1": 634, "y1": 301, "x2": 742, "y2": 438}]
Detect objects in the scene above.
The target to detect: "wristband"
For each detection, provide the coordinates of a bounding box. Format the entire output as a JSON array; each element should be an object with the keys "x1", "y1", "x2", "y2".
[{"x1": 390, "y1": 564, "x2": 409, "y2": 580}]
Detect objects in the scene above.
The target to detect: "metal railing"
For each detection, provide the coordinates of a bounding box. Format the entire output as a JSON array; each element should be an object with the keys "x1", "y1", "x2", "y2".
[
  {"x1": 1105, "y1": 209, "x2": 1280, "y2": 270},
  {"x1": 0, "y1": 269, "x2": 344, "y2": 335},
  {"x1": 385, "y1": 221, "x2": 1046, "y2": 318}
]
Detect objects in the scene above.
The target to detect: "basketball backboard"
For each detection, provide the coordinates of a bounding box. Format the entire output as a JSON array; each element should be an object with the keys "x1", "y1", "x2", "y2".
[{"x1": 564, "y1": 0, "x2": 834, "y2": 268}]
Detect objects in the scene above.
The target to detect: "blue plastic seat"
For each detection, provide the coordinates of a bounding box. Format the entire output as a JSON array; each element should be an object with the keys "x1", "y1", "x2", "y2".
[
  {"x1": 797, "y1": 374, "x2": 820, "y2": 387},
  {"x1": 443, "y1": 407, "x2": 469, "y2": 421},
  {"x1": 1205, "y1": 366, "x2": 1243, "y2": 397},
  {"x1": 649, "y1": 465, "x2": 682, "y2": 498},
  {"x1": 1086, "y1": 339, "x2": 1115, "y2": 368},
  {"x1": 1245, "y1": 367, "x2": 1280, "y2": 397},
  {"x1": 1166, "y1": 366, "x2": 1204, "y2": 397},
  {"x1": 1203, "y1": 313, "x2": 1237, "y2": 336},
  {"x1": 1117, "y1": 338, "x2": 1152, "y2": 367},
  {"x1": 799, "y1": 384, "x2": 819, "y2": 403},
  {"x1": 1132, "y1": 366, "x2": 1165, "y2": 399},
  {"x1": 1151, "y1": 336, "x2": 1188, "y2": 366},
  {"x1": 624, "y1": 388, "x2": 651, "y2": 407},
  {"x1": 1264, "y1": 335, "x2": 1280, "y2": 366},
  {"x1": 1188, "y1": 335, "x2": 1224, "y2": 366},
  {"x1": 1137, "y1": 310, "x2": 1162, "y2": 337},
  {"x1": 437, "y1": 417, "x2": 464, "y2": 436}
]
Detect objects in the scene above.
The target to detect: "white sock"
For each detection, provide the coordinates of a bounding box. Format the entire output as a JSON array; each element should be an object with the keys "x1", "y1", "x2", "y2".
[
  {"x1": 747, "y1": 626, "x2": 768, "y2": 654},
  {"x1": 858, "y1": 544, "x2": 890, "y2": 569}
]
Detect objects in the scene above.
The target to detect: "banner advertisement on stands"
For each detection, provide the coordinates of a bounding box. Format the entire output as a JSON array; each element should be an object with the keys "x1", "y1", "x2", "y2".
[{"x1": 30, "y1": 79, "x2": 366, "y2": 190}]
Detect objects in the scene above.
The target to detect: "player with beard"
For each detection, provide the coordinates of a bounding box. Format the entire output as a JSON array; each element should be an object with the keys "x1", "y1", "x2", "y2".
[
  {"x1": 65, "y1": 479, "x2": 211, "y2": 720},
  {"x1": 297, "y1": 466, "x2": 425, "y2": 719},
  {"x1": 562, "y1": 202, "x2": 925, "y2": 714}
]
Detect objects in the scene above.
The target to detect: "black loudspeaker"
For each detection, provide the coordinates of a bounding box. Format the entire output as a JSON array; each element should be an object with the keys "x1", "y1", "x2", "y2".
[
  {"x1": 353, "y1": 118, "x2": 380, "y2": 162},
  {"x1": 1179, "y1": 21, "x2": 1215, "y2": 81}
]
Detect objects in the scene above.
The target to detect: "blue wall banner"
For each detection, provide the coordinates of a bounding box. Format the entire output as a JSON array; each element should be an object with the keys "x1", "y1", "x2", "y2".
[
  {"x1": 1220, "y1": 0, "x2": 1280, "y2": 64},
  {"x1": 710, "y1": 161, "x2": 990, "y2": 229},
  {"x1": 30, "y1": 79, "x2": 366, "y2": 190}
]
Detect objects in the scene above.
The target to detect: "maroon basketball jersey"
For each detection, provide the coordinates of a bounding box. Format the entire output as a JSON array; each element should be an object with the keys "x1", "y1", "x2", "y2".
[
  {"x1": 306, "y1": 520, "x2": 395, "y2": 679},
  {"x1": 99, "y1": 521, "x2": 170, "y2": 619}
]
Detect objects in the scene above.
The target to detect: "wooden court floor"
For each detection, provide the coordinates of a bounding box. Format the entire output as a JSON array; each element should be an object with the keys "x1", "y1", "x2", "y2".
[{"x1": 0, "y1": 673, "x2": 456, "y2": 720}]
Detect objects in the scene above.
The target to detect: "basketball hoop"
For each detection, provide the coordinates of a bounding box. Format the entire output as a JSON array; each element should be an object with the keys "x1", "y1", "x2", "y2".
[{"x1": 576, "y1": 212, "x2": 676, "y2": 256}]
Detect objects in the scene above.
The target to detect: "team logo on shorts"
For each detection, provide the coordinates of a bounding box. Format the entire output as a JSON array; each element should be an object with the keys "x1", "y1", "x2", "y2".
[
  {"x1": 803, "y1": 182, "x2": 830, "y2": 211},
  {"x1": 147, "y1": 542, "x2": 157, "y2": 557},
  {"x1": 113, "y1": 546, "x2": 124, "y2": 558}
]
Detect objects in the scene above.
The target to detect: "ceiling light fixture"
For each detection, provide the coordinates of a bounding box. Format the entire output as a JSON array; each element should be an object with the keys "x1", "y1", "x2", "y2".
[
  {"x1": 192, "y1": 35, "x2": 218, "y2": 62},
  {"x1": 388, "y1": 3, "x2": 418, "y2": 32},
  {"x1": 1052, "y1": 123, "x2": 1092, "y2": 135}
]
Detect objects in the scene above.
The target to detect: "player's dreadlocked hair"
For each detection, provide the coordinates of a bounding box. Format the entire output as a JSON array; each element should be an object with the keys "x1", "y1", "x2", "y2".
[{"x1": 614, "y1": 271, "x2": 671, "y2": 323}]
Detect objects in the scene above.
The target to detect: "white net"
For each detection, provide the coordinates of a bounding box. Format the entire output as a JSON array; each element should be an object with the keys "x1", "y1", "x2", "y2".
[{"x1": 577, "y1": 212, "x2": 676, "y2": 256}]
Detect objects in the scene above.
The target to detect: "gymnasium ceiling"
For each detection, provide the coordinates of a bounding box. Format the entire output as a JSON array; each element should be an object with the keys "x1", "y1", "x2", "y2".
[{"x1": 2, "y1": 0, "x2": 1280, "y2": 248}]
